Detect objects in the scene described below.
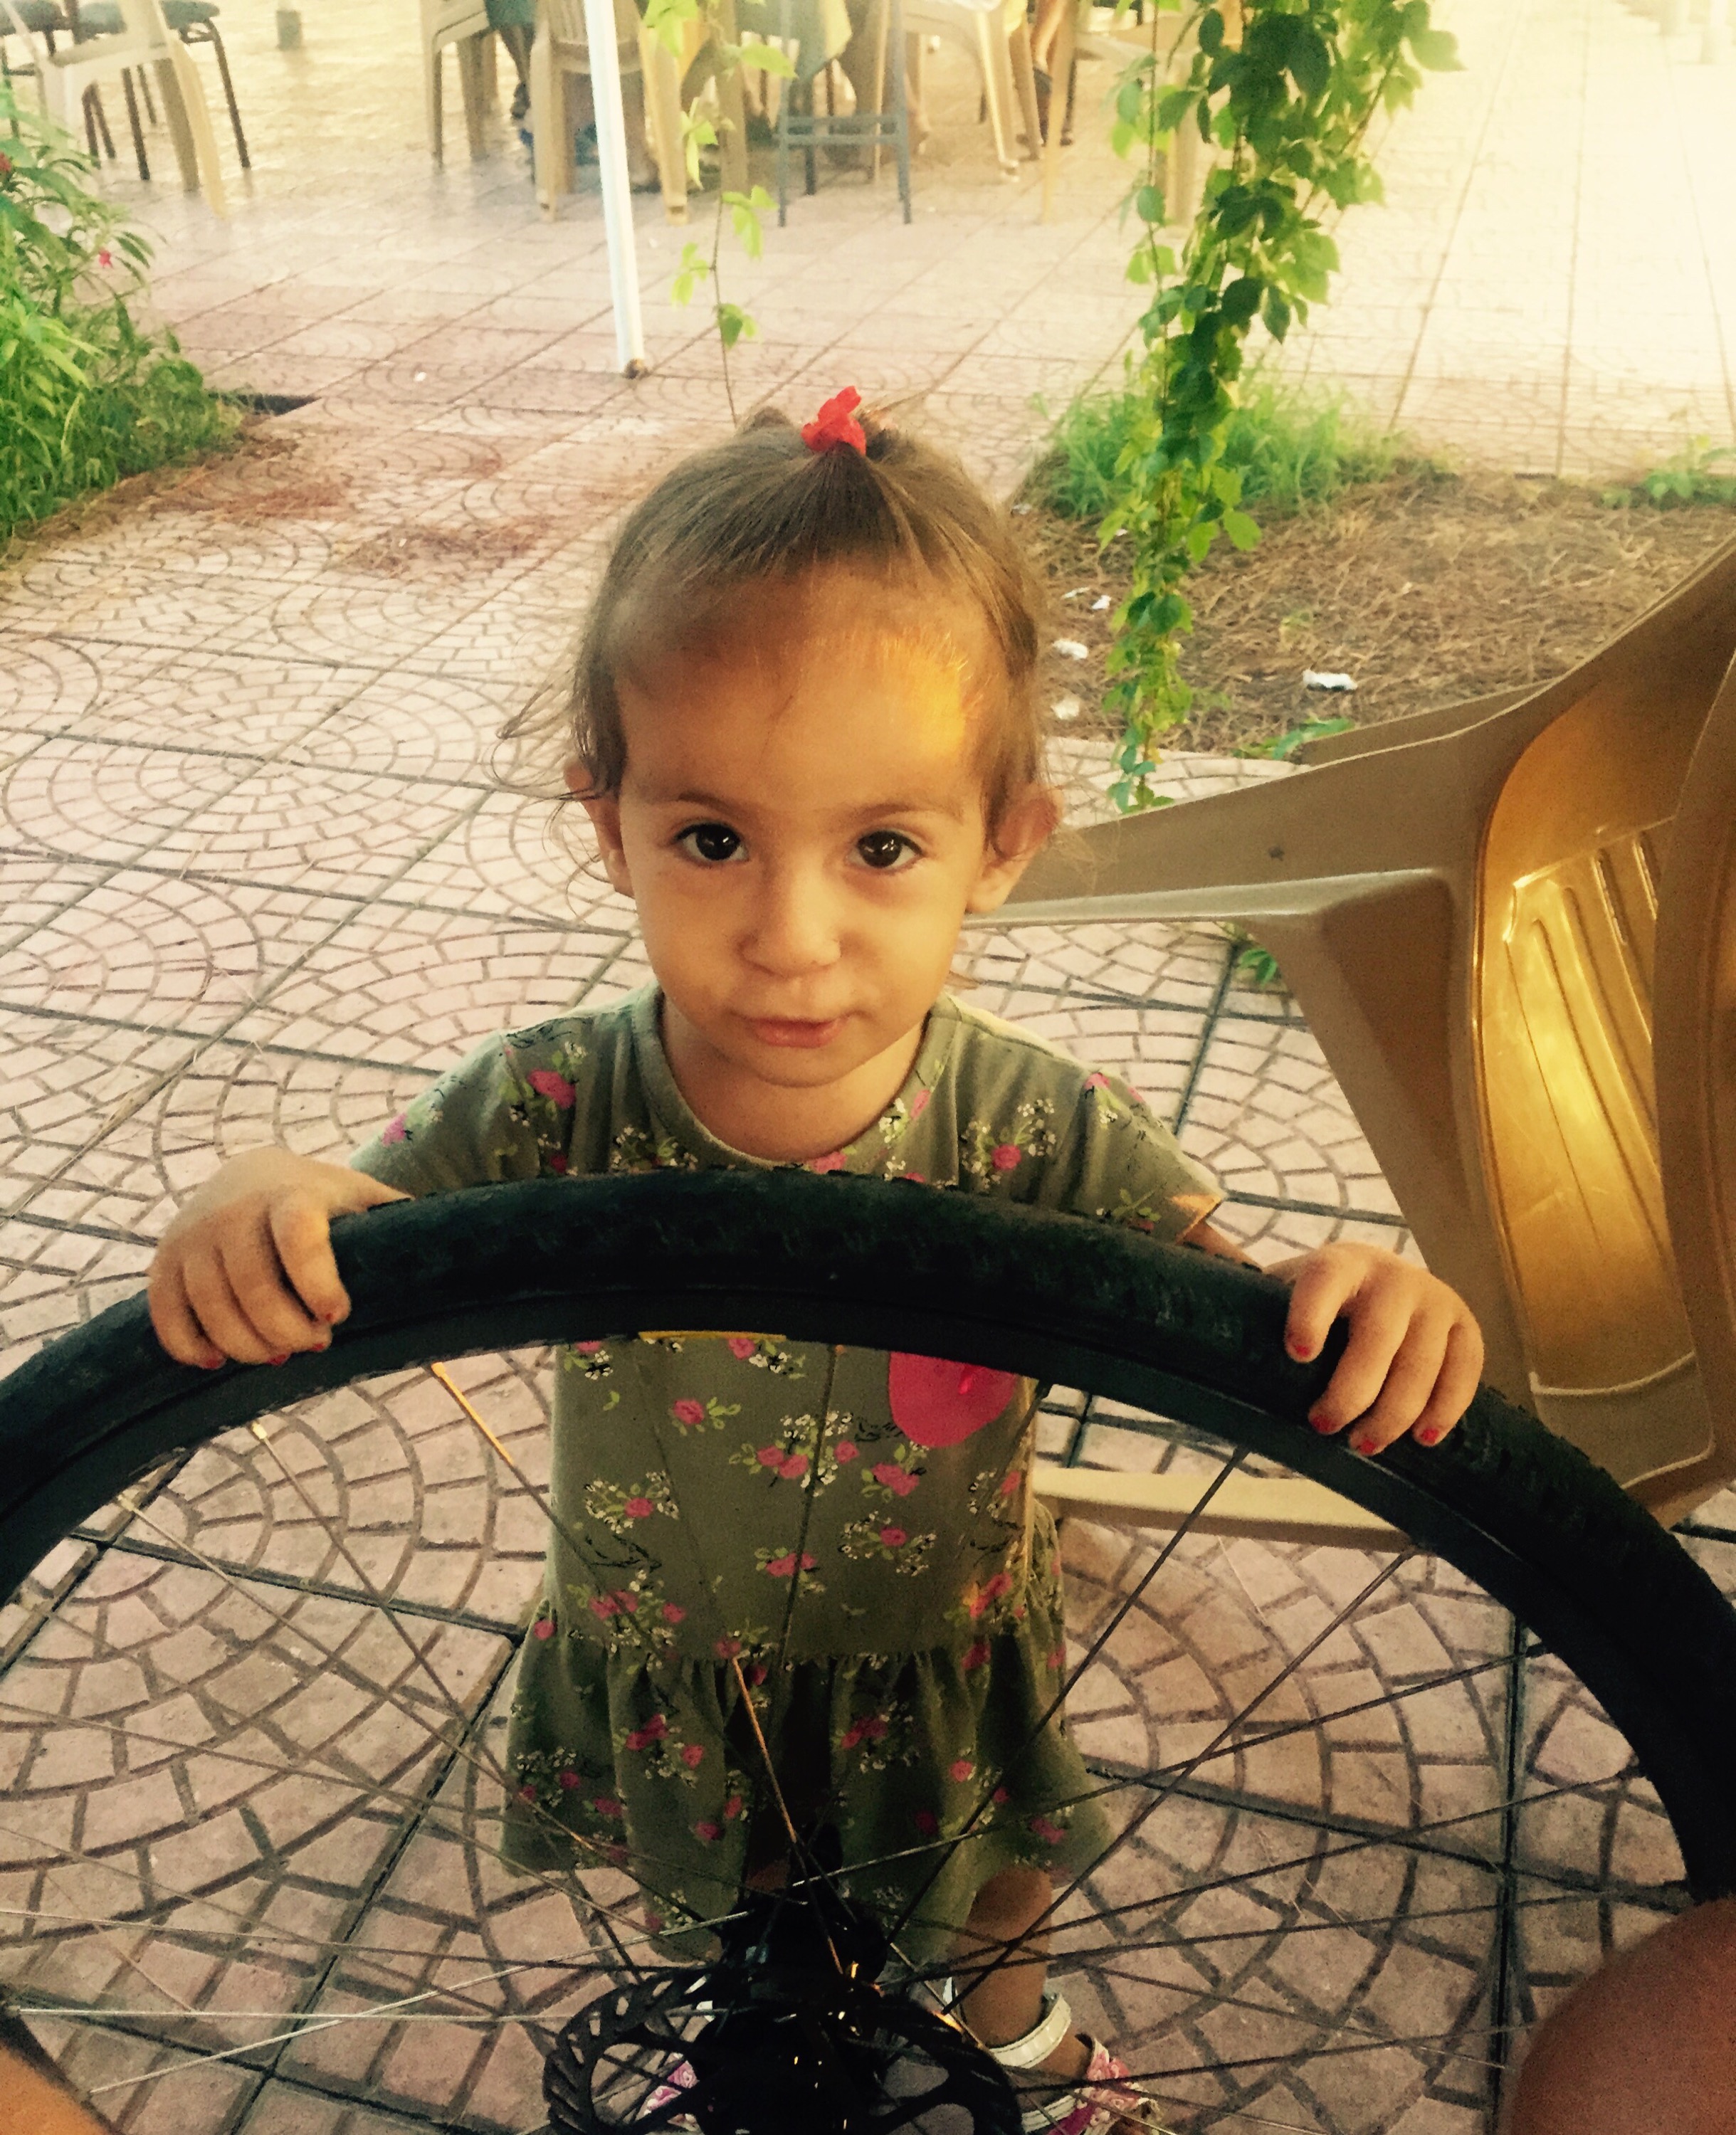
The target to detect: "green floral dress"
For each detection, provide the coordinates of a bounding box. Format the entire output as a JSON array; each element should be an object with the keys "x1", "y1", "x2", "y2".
[{"x1": 352, "y1": 987, "x2": 1219, "y2": 1963}]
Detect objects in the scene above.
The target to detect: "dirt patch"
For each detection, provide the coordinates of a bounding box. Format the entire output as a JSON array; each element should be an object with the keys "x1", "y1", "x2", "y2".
[
  {"x1": 337, "y1": 520, "x2": 544, "y2": 576},
  {"x1": 1024, "y1": 471, "x2": 1736, "y2": 756}
]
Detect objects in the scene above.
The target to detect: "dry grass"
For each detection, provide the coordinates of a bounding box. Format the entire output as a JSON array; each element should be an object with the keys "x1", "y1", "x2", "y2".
[{"x1": 1026, "y1": 470, "x2": 1736, "y2": 755}]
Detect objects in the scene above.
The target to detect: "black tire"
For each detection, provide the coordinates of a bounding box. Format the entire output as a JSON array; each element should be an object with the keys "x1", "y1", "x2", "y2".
[{"x1": 4, "y1": 1169, "x2": 1735, "y2": 1903}]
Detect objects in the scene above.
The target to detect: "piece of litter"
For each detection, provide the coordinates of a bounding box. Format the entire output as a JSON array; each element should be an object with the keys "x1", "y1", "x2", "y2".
[
  {"x1": 1051, "y1": 695, "x2": 1081, "y2": 722},
  {"x1": 1011, "y1": 502, "x2": 1033, "y2": 515},
  {"x1": 1091, "y1": 594, "x2": 1111, "y2": 611},
  {"x1": 1053, "y1": 638, "x2": 1089, "y2": 660},
  {"x1": 1303, "y1": 670, "x2": 1357, "y2": 693},
  {"x1": 413, "y1": 370, "x2": 428, "y2": 382},
  {"x1": 1062, "y1": 587, "x2": 1090, "y2": 601}
]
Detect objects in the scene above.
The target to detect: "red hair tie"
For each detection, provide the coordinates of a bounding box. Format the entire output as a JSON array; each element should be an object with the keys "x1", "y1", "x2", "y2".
[{"x1": 801, "y1": 385, "x2": 868, "y2": 456}]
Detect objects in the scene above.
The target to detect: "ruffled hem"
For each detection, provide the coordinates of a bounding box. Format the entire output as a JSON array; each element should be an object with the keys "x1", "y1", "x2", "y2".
[{"x1": 501, "y1": 1591, "x2": 1108, "y2": 1966}]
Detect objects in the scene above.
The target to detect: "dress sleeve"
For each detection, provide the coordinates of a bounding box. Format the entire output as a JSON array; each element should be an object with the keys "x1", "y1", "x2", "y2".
[
  {"x1": 1038, "y1": 1067, "x2": 1222, "y2": 1245},
  {"x1": 350, "y1": 1035, "x2": 547, "y2": 1197}
]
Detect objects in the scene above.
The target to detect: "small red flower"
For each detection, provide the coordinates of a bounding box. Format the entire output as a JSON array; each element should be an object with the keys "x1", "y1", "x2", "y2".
[
  {"x1": 1029, "y1": 1814, "x2": 1067, "y2": 1845},
  {"x1": 993, "y1": 1786, "x2": 1011, "y2": 1805},
  {"x1": 807, "y1": 1149, "x2": 847, "y2": 1174},
  {"x1": 545, "y1": 1151, "x2": 568, "y2": 1174},
  {"x1": 715, "y1": 1636, "x2": 742, "y2": 1659},
  {"x1": 672, "y1": 1398, "x2": 706, "y2": 1427},
  {"x1": 0, "y1": 153, "x2": 13, "y2": 179},
  {"x1": 962, "y1": 1638, "x2": 991, "y2": 1672},
  {"x1": 594, "y1": 1796, "x2": 623, "y2": 1818},
  {"x1": 532, "y1": 1617, "x2": 555, "y2": 1640},
  {"x1": 696, "y1": 1819, "x2": 722, "y2": 1842},
  {"x1": 800, "y1": 384, "x2": 868, "y2": 456},
  {"x1": 991, "y1": 1142, "x2": 1022, "y2": 1172},
  {"x1": 727, "y1": 1335, "x2": 757, "y2": 1359},
  {"x1": 756, "y1": 1445, "x2": 783, "y2": 1468},
  {"x1": 1048, "y1": 1645, "x2": 1066, "y2": 1673},
  {"x1": 589, "y1": 1593, "x2": 619, "y2": 1619},
  {"x1": 949, "y1": 1757, "x2": 974, "y2": 1782},
  {"x1": 913, "y1": 1808, "x2": 939, "y2": 1835},
  {"x1": 1083, "y1": 1071, "x2": 1110, "y2": 1092},
  {"x1": 833, "y1": 1440, "x2": 858, "y2": 1462},
  {"x1": 872, "y1": 1462, "x2": 918, "y2": 1497},
  {"x1": 724, "y1": 1793, "x2": 744, "y2": 1819},
  {"x1": 680, "y1": 1741, "x2": 704, "y2": 1768},
  {"x1": 96, "y1": 247, "x2": 112, "y2": 268},
  {"x1": 1000, "y1": 1470, "x2": 1021, "y2": 1497},
  {"x1": 517, "y1": 1781, "x2": 538, "y2": 1803},
  {"x1": 879, "y1": 1525, "x2": 908, "y2": 1549},
  {"x1": 764, "y1": 1550, "x2": 818, "y2": 1578},
  {"x1": 625, "y1": 1714, "x2": 668, "y2": 1751},
  {"x1": 910, "y1": 1089, "x2": 930, "y2": 1117},
  {"x1": 381, "y1": 1114, "x2": 408, "y2": 1144},
  {"x1": 661, "y1": 1602, "x2": 686, "y2": 1624},
  {"x1": 623, "y1": 1495, "x2": 654, "y2": 1519},
  {"x1": 574, "y1": 1340, "x2": 604, "y2": 1355},
  {"x1": 777, "y1": 1453, "x2": 808, "y2": 1480},
  {"x1": 558, "y1": 1768, "x2": 580, "y2": 1789},
  {"x1": 528, "y1": 1068, "x2": 575, "y2": 1107}
]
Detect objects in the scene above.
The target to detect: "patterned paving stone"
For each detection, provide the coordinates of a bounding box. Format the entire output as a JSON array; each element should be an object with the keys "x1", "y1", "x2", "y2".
[
  {"x1": 146, "y1": 766, "x2": 478, "y2": 899},
  {"x1": 389, "y1": 789, "x2": 636, "y2": 927},
  {"x1": 280, "y1": 670, "x2": 527, "y2": 789},
  {"x1": 958, "y1": 921, "x2": 1230, "y2": 1016},
  {"x1": 0, "y1": 638, "x2": 142, "y2": 737},
  {"x1": 15, "y1": 1042, "x2": 428, "y2": 1243},
  {"x1": 223, "y1": 907, "x2": 628, "y2": 1070},
  {"x1": 0, "y1": 1014, "x2": 198, "y2": 1223},
  {"x1": 0, "y1": 740, "x2": 259, "y2": 869},
  {"x1": 0, "y1": 858, "x2": 112, "y2": 960},
  {"x1": 65, "y1": 652, "x2": 377, "y2": 762},
  {"x1": 1179, "y1": 1021, "x2": 1401, "y2": 1223},
  {"x1": 0, "y1": 874, "x2": 354, "y2": 1036}
]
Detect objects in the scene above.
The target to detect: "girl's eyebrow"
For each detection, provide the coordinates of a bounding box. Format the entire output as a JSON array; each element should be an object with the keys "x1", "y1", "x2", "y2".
[{"x1": 663, "y1": 788, "x2": 966, "y2": 821}]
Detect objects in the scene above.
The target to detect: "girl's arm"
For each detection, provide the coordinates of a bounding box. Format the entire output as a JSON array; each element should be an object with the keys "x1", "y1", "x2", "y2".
[
  {"x1": 148, "y1": 1148, "x2": 408, "y2": 1371},
  {"x1": 1182, "y1": 1216, "x2": 1483, "y2": 1455}
]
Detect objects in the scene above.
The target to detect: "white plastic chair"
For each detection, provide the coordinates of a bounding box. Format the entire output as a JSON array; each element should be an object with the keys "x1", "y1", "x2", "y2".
[
  {"x1": 422, "y1": 0, "x2": 493, "y2": 164},
  {"x1": 900, "y1": 0, "x2": 1037, "y2": 174},
  {"x1": 530, "y1": 0, "x2": 683, "y2": 223},
  {"x1": 2, "y1": 0, "x2": 225, "y2": 209}
]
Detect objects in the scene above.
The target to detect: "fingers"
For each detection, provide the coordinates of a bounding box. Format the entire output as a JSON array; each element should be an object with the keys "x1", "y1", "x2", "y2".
[
  {"x1": 270, "y1": 1193, "x2": 351, "y2": 1328},
  {"x1": 148, "y1": 1259, "x2": 226, "y2": 1371},
  {"x1": 1282, "y1": 1246, "x2": 1484, "y2": 1455}
]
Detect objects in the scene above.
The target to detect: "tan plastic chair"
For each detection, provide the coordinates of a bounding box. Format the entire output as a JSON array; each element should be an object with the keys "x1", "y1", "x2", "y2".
[
  {"x1": 1009, "y1": 534, "x2": 1736, "y2": 1534},
  {"x1": 530, "y1": 0, "x2": 691, "y2": 223},
  {"x1": 6, "y1": 0, "x2": 224, "y2": 208},
  {"x1": 423, "y1": 0, "x2": 493, "y2": 164},
  {"x1": 903, "y1": 0, "x2": 1040, "y2": 175},
  {"x1": 633, "y1": 0, "x2": 749, "y2": 218}
]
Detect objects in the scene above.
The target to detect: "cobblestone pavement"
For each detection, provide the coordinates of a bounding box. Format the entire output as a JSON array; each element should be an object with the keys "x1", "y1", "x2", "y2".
[{"x1": 3, "y1": 0, "x2": 1735, "y2": 2129}]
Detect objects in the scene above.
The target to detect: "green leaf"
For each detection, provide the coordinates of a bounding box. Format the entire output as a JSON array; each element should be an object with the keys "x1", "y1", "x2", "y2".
[
  {"x1": 735, "y1": 39, "x2": 796, "y2": 75},
  {"x1": 715, "y1": 302, "x2": 757, "y2": 347},
  {"x1": 1197, "y1": 6, "x2": 1224, "y2": 55},
  {"x1": 1221, "y1": 274, "x2": 1263, "y2": 325},
  {"x1": 1260, "y1": 285, "x2": 1292, "y2": 339},
  {"x1": 1135, "y1": 184, "x2": 1166, "y2": 224},
  {"x1": 1409, "y1": 26, "x2": 1461, "y2": 69},
  {"x1": 1288, "y1": 25, "x2": 1331, "y2": 100},
  {"x1": 1222, "y1": 506, "x2": 1261, "y2": 550}
]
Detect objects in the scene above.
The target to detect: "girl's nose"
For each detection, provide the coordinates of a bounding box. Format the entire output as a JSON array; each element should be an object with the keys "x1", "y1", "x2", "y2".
[{"x1": 742, "y1": 866, "x2": 841, "y2": 976}]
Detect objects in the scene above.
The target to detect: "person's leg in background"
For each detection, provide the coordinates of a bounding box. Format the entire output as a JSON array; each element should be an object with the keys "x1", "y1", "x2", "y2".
[
  {"x1": 1503, "y1": 1897, "x2": 1736, "y2": 2135},
  {"x1": 0, "y1": 1998, "x2": 115, "y2": 2135}
]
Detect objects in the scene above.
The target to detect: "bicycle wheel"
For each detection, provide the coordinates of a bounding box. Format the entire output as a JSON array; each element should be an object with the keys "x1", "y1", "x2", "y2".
[{"x1": 3, "y1": 1170, "x2": 1734, "y2": 2134}]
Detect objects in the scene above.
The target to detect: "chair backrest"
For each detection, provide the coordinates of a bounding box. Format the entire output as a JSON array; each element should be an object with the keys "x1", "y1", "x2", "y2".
[
  {"x1": 539, "y1": 0, "x2": 590, "y2": 48},
  {"x1": 1000, "y1": 534, "x2": 1736, "y2": 1521}
]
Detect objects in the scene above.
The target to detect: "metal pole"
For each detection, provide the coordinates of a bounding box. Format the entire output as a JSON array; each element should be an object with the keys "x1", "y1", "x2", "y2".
[{"x1": 580, "y1": 0, "x2": 648, "y2": 376}]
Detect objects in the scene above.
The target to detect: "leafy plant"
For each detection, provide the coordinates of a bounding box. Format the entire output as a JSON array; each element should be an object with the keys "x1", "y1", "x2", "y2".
[
  {"x1": 643, "y1": 0, "x2": 794, "y2": 410},
  {"x1": 1236, "y1": 711, "x2": 1353, "y2": 757},
  {"x1": 1097, "y1": 0, "x2": 1459, "y2": 808},
  {"x1": 0, "y1": 85, "x2": 231, "y2": 539},
  {"x1": 1598, "y1": 436, "x2": 1736, "y2": 510},
  {"x1": 1041, "y1": 374, "x2": 1433, "y2": 522}
]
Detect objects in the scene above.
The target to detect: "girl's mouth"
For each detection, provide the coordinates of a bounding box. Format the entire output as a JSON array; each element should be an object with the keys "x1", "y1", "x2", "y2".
[{"x1": 747, "y1": 1016, "x2": 846, "y2": 1050}]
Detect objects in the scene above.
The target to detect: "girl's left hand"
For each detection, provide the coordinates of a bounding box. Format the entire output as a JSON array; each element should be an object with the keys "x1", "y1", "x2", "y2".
[{"x1": 1266, "y1": 1242, "x2": 1484, "y2": 1454}]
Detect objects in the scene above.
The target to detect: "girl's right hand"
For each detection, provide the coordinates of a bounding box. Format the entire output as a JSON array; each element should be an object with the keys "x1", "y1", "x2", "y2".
[{"x1": 147, "y1": 1149, "x2": 409, "y2": 1369}]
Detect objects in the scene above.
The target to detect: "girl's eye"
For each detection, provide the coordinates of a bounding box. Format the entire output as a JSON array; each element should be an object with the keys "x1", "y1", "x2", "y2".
[
  {"x1": 677, "y1": 823, "x2": 744, "y2": 865},
  {"x1": 856, "y1": 831, "x2": 918, "y2": 873}
]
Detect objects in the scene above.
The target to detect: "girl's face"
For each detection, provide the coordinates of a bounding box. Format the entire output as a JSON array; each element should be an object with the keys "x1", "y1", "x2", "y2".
[{"x1": 576, "y1": 576, "x2": 1053, "y2": 1114}]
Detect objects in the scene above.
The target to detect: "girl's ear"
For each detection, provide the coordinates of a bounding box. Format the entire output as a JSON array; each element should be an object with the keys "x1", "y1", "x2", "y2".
[
  {"x1": 570, "y1": 768, "x2": 633, "y2": 897},
  {"x1": 964, "y1": 786, "x2": 1063, "y2": 914}
]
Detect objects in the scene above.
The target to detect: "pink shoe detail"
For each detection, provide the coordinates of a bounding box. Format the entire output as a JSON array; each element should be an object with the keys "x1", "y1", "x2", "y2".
[
  {"x1": 1031, "y1": 2039, "x2": 1174, "y2": 2135},
  {"x1": 641, "y1": 2056, "x2": 699, "y2": 2123}
]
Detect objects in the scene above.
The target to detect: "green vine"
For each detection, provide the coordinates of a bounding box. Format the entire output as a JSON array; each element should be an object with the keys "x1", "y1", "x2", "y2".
[
  {"x1": 1102, "y1": 0, "x2": 1458, "y2": 809},
  {"x1": 644, "y1": 0, "x2": 789, "y2": 413}
]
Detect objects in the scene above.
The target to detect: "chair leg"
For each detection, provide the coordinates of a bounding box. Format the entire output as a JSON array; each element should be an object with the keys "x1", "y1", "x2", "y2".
[
  {"x1": 1039, "y1": 0, "x2": 1073, "y2": 219},
  {"x1": 1008, "y1": 19, "x2": 1041, "y2": 159},
  {"x1": 427, "y1": 40, "x2": 444, "y2": 164},
  {"x1": 120, "y1": 66, "x2": 150, "y2": 178},
  {"x1": 199, "y1": 23, "x2": 250, "y2": 169},
  {"x1": 137, "y1": 56, "x2": 158, "y2": 124},
  {"x1": 974, "y1": 8, "x2": 1014, "y2": 172},
  {"x1": 154, "y1": 44, "x2": 228, "y2": 214},
  {"x1": 85, "y1": 83, "x2": 115, "y2": 159},
  {"x1": 712, "y1": 0, "x2": 749, "y2": 194},
  {"x1": 457, "y1": 29, "x2": 487, "y2": 159},
  {"x1": 638, "y1": 31, "x2": 688, "y2": 225},
  {"x1": 529, "y1": 31, "x2": 561, "y2": 214}
]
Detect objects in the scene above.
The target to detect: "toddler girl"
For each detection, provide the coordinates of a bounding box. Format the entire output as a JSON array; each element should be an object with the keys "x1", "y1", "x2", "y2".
[{"x1": 148, "y1": 390, "x2": 1484, "y2": 2135}]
